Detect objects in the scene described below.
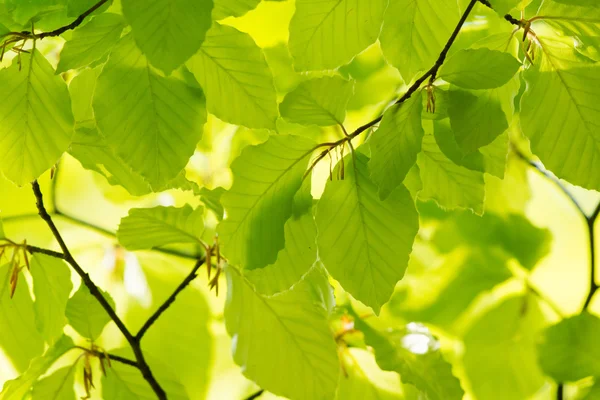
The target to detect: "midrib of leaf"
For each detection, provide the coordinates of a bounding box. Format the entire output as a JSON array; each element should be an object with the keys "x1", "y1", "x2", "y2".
[
  {"x1": 198, "y1": 46, "x2": 272, "y2": 122},
  {"x1": 537, "y1": 36, "x2": 600, "y2": 154},
  {"x1": 299, "y1": 0, "x2": 344, "y2": 58},
  {"x1": 234, "y1": 267, "x2": 323, "y2": 370},
  {"x1": 50, "y1": 364, "x2": 77, "y2": 399},
  {"x1": 19, "y1": 49, "x2": 36, "y2": 182}
]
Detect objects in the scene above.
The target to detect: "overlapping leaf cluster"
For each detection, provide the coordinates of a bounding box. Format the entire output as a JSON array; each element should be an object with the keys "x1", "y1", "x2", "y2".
[{"x1": 0, "y1": 0, "x2": 599, "y2": 398}]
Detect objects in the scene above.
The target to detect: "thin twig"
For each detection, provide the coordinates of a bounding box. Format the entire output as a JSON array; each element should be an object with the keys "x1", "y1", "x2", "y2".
[
  {"x1": 75, "y1": 346, "x2": 138, "y2": 368},
  {"x1": 557, "y1": 383, "x2": 564, "y2": 400},
  {"x1": 136, "y1": 257, "x2": 205, "y2": 340},
  {"x1": 243, "y1": 389, "x2": 264, "y2": 400},
  {"x1": 31, "y1": 181, "x2": 167, "y2": 400},
  {"x1": 583, "y1": 201, "x2": 600, "y2": 309}
]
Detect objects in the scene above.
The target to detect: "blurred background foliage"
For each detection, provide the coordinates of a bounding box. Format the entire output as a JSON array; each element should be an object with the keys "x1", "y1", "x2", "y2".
[{"x1": 1, "y1": 0, "x2": 599, "y2": 399}]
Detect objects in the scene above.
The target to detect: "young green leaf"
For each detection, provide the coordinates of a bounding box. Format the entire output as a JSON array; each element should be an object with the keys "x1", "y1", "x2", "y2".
[
  {"x1": 93, "y1": 35, "x2": 207, "y2": 190},
  {"x1": 369, "y1": 94, "x2": 424, "y2": 199},
  {"x1": 218, "y1": 134, "x2": 315, "y2": 270},
  {"x1": 196, "y1": 187, "x2": 226, "y2": 221},
  {"x1": 439, "y1": 48, "x2": 521, "y2": 89},
  {"x1": 30, "y1": 255, "x2": 73, "y2": 345},
  {"x1": 0, "y1": 335, "x2": 74, "y2": 400},
  {"x1": 117, "y1": 205, "x2": 205, "y2": 250},
  {"x1": 121, "y1": 0, "x2": 213, "y2": 74},
  {"x1": 538, "y1": 312, "x2": 600, "y2": 382},
  {"x1": 380, "y1": 0, "x2": 459, "y2": 81},
  {"x1": 31, "y1": 366, "x2": 76, "y2": 400},
  {"x1": 447, "y1": 88, "x2": 509, "y2": 152},
  {"x1": 417, "y1": 134, "x2": 485, "y2": 214},
  {"x1": 279, "y1": 76, "x2": 354, "y2": 127},
  {"x1": 67, "y1": 0, "x2": 113, "y2": 17},
  {"x1": 0, "y1": 263, "x2": 45, "y2": 372},
  {"x1": 187, "y1": 23, "x2": 278, "y2": 129},
  {"x1": 56, "y1": 13, "x2": 125, "y2": 74},
  {"x1": 316, "y1": 153, "x2": 419, "y2": 313},
  {"x1": 65, "y1": 284, "x2": 115, "y2": 341},
  {"x1": 486, "y1": 0, "x2": 522, "y2": 15},
  {"x1": 0, "y1": 50, "x2": 74, "y2": 186},
  {"x1": 289, "y1": 0, "x2": 387, "y2": 71},
  {"x1": 212, "y1": 0, "x2": 260, "y2": 19},
  {"x1": 463, "y1": 296, "x2": 548, "y2": 399},
  {"x1": 520, "y1": 35, "x2": 600, "y2": 190},
  {"x1": 225, "y1": 266, "x2": 339, "y2": 400}
]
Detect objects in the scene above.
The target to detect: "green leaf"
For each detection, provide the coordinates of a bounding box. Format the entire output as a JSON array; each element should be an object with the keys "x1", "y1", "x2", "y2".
[
  {"x1": 117, "y1": 205, "x2": 205, "y2": 250},
  {"x1": 390, "y1": 249, "x2": 512, "y2": 328},
  {"x1": 380, "y1": 0, "x2": 459, "y2": 81},
  {"x1": 224, "y1": 266, "x2": 339, "y2": 400},
  {"x1": 93, "y1": 35, "x2": 207, "y2": 190},
  {"x1": 212, "y1": 0, "x2": 260, "y2": 19},
  {"x1": 244, "y1": 212, "x2": 318, "y2": 295},
  {"x1": 487, "y1": 0, "x2": 522, "y2": 15},
  {"x1": 56, "y1": 13, "x2": 125, "y2": 74},
  {"x1": 67, "y1": 0, "x2": 112, "y2": 17},
  {"x1": 417, "y1": 133, "x2": 485, "y2": 214},
  {"x1": 30, "y1": 254, "x2": 72, "y2": 344},
  {"x1": 0, "y1": 49, "x2": 74, "y2": 186},
  {"x1": 439, "y1": 49, "x2": 521, "y2": 89},
  {"x1": 315, "y1": 153, "x2": 419, "y2": 313},
  {"x1": 351, "y1": 312, "x2": 464, "y2": 400},
  {"x1": 187, "y1": 23, "x2": 278, "y2": 129},
  {"x1": 463, "y1": 296, "x2": 547, "y2": 399},
  {"x1": 538, "y1": 312, "x2": 600, "y2": 382},
  {"x1": 520, "y1": 34, "x2": 600, "y2": 190},
  {"x1": 5, "y1": 0, "x2": 64, "y2": 25},
  {"x1": 279, "y1": 76, "x2": 354, "y2": 126},
  {"x1": 289, "y1": 0, "x2": 387, "y2": 71},
  {"x1": 65, "y1": 284, "x2": 115, "y2": 340},
  {"x1": 197, "y1": 187, "x2": 226, "y2": 221},
  {"x1": 369, "y1": 95, "x2": 424, "y2": 199},
  {"x1": 121, "y1": 0, "x2": 213, "y2": 74},
  {"x1": 0, "y1": 264, "x2": 45, "y2": 372},
  {"x1": 0, "y1": 335, "x2": 74, "y2": 400},
  {"x1": 31, "y1": 366, "x2": 76, "y2": 400},
  {"x1": 102, "y1": 351, "x2": 189, "y2": 399},
  {"x1": 447, "y1": 88, "x2": 508, "y2": 152},
  {"x1": 218, "y1": 134, "x2": 315, "y2": 270}
]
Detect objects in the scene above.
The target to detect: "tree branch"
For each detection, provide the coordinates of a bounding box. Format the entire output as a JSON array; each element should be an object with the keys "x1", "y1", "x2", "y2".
[
  {"x1": 243, "y1": 389, "x2": 264, "y2": 400},
  {"x1": 75, "y1": 346, "x2": 138, "y2": 368},
  {"x1": 136, "y1": 257, "x2": 205, "y2": 341},
  {"x1": 31, "y1": 180, "x2": 167, "y2": 400}
]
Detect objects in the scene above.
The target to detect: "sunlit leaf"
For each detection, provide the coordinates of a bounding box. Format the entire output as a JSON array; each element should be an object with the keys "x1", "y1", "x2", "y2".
[
  {"x1": 31, "y1": 366, "x2": 76, "y2": 400},
  {"x1": 65, "y1": 284, "x2": 115, "y2": 340}
]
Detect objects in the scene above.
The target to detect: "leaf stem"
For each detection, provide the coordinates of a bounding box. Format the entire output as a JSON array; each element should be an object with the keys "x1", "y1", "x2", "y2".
[
  {"x1": 243, "y1": 389, "x2": 264, "y2": 400},
  {"x1": 31, "y1": 180, "x2": 167, "y2": 400}
]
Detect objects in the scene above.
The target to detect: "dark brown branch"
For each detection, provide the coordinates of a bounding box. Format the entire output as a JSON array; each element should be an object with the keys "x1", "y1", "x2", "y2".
[
  {"x1": 26, "y1": 245, "x2": 65, "y2": 259},
  {"x1": 136, "y1": 257, "x2": 205, "y2": 340},
  {"x1": 243, "y1": 389, "x2": 264, "y2": 400},
  {"x1": 31, "y1": 181, "x2": 167, "y2": 400},
  {"x1": 583, "y1": 201, "x2": 600, "y2": 309},
  {"x1": 75, "y1": 346, "x2": 138, "y2": 368}
]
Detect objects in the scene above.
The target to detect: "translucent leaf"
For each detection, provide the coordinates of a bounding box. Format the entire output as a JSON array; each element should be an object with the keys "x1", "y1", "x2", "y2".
[
  {"x1": 196, "y1": 187, "x2": 226, "y2": 221},
  {"x1": 0, "y1": 264, "x2": 45, "y2": 372},
  {"x1": 121, "y1": 0, "x2": 213, "y2": 74},
  {"x1": 315, "y1": 153, "x2": 419, "y2": 313},
  {"x1": 439, "y1": 48, "x2": 521, "y2": 89},
  {"x1": 0, "y1": 49, "x2": 74, "y2": 186},
  {"x1": 487, "y1": 0, "x2": 522, "y2": 15},
  {"x1": 417, "y1": 134, "x2": 485, "y2": 214},
  {"x1": 447, "y1": 88, "x2": 508, "y2": 152},
  {"x1": 0, "y1": 335, "x2": 73, "y2": 400},
  {"x1": 218, "y1": 134, "x2": 316, "y2": 270},
  {"x1": 224, "y1": 266, "x2": 339, "y2": 400},
  {"x1": 212, "y1": 0, "x2": 260, "y2": 19},
  {"x1": 187, "y1": 23, "x2": 278, "y2": 129},
  {"x1": 65, "y1": 284, "x2": 115, "y2": 340},
  {"x1": 463, "y1": 295, "x2": 547, "y2": 399},
  {"x1": 31, "y1": 366, "x2": 76, "y2": 400},
  {"x1": 93, "y1": 35, "x2": 207, "y2": 190},
  {"x1": 390, "y1": 249, "x2": 512, "y2": 328},
  {"x1": 30, "y1": 254, "x2": 72, "y2": 344},
  {"x1": 289, "y1": 0, "x2": 387, "y2": 71},
  {"x1": 244, "y1": 212, "x2": 318, "y2": 295},
  {"x1": 67, "y1": 0, "x2": 112, "y2": 17},
  {"x1": 279, "y1": 76, "x2": 354, "y2": 127},
  {"x1": 352, "y1": 312, "x2": 464, "y2": 400},
  {"x1": 56, "y1": 13, "x2": 125, "y2": 74},
  {"x1": 102, "y1": 351, "x2": 189, "y2": 400},
  {"x1": 538, "y1": 312, "x2": 600, "y2": 382},
  {"x1": 380, "y1": 0, "x2": 459, "y2": 81},
  {"x1": 520, "y1": 34, "x2": 600, "y2": 190},
  {"x1": 5, "y1": 0, "x2": 64, "y2": 24},
  {"x1": 369, "y1": 95, "x2": 424, "y2": 200},
  {"x1": 117, "y1": 205, "x2": 205, "y2": 250}
]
